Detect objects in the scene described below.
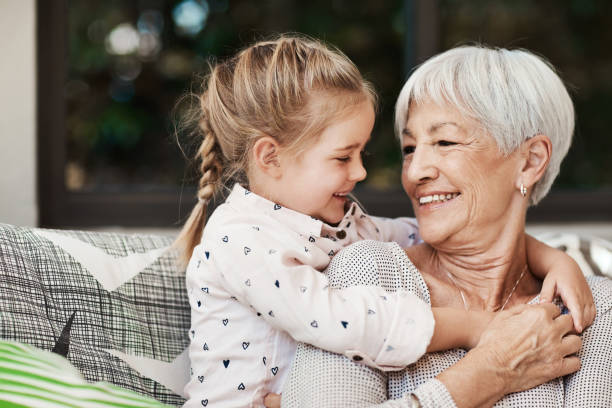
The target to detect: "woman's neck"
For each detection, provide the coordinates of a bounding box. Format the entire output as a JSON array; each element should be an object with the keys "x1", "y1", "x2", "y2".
[{"x1": 415, "y1": 225, "x2": 541, "y2": 312}]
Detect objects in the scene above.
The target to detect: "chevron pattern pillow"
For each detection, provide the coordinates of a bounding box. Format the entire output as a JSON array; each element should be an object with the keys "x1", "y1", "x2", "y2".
[{"x1": 0, "y1": 223, "x2": 190, "y2": 407}]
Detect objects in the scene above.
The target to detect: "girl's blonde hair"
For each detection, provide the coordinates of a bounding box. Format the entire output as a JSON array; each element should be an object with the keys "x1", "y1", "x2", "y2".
[{"x1": 174, "y1": 34, "x2": 377, "y2": 268}]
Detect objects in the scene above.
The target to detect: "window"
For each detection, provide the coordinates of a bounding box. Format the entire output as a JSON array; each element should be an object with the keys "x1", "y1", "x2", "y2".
[{"x1": 38, "y1": 0, "x2": 611, "y2": 227}]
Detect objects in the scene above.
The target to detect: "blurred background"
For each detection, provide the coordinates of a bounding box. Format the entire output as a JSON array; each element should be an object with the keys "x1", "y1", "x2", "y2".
[{"x1": 1, "y1": 0, "x2": 611, "y2": 237}]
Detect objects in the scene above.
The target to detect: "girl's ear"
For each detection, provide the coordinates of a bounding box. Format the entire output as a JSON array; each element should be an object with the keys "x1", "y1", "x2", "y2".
[
  {"x1": 517, "y1": 134, "x2": 552, "y2": 191},
  {"x1": 252, "y1": 136, "x2": 282, "y2": 178}
]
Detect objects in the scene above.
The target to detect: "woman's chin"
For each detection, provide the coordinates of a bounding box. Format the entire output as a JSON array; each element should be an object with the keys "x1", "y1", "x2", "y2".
[{"x1": 417, "y1": 222, "x2": 457, "y2": 246}]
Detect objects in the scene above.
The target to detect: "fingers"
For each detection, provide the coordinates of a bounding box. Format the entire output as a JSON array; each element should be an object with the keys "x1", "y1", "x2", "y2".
[
  {"x1": 553, "y1": 313, "x2": 575, "y2": 336},
  {"x1": 560, "y1": 334, "x2": 582, "y2": 357},
  {"x1": 559, "y1": 355, "x2": 581, "y2": 377},
  {"x1": 562, "y1": 295, "x2": 584, "y2": 333},
  {"x1": 539, "y1": 278, "x2": 556, "y2": 304},
  {"x1": 264, "y1": 393, "x2": 282, "y2": 408},
  {"x1": 536, "y1": 302, "x2": 562, "y2": 319},
  {"x1": 584, "y1": 302, "x2": 597, "y2": 327}
]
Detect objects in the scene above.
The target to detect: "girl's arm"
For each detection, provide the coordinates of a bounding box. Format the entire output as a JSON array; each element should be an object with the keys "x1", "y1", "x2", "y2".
[
  {"x1": 525, "y1": 234, "x2": 596, "y2": 332},
  {"x1": 206, "y1": 224, "x2": 434, "y2": 370},
  {"x1": 428, "y1": 308, "x2": 493, "y2": 352}
]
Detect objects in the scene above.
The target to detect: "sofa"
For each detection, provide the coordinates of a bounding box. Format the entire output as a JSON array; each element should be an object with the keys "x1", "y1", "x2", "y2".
[{"x1": 0, "y1": 222, "x2": 611, "y2": 407}]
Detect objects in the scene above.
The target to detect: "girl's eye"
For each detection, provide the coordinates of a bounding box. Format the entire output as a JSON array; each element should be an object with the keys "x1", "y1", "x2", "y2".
[
  {"x1": 438, "y1": 140, "x2": 457, "y2": 147},
  {"x1": 336, "y1": 157, "x2": 350, "y2": 162},
  {"x1": 403, "y1": 145, "x2": 415, "y2": 155}
]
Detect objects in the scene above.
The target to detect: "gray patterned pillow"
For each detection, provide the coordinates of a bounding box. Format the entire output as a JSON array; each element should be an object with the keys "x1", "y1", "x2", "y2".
[{"x1": 0, "y1": 223, "x2": 190, "y2": 407}]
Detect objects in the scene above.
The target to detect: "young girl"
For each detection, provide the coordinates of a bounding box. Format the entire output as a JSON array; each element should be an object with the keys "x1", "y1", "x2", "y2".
[{"x1": 175, "y1": 35, "x2": 594, "y2": 407}]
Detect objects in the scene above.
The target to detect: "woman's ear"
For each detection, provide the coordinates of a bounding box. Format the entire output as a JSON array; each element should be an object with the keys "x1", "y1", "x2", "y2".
[
  {"x1": 517, "y1": 134, "x2": 552, "y2": 190},
  {"x1": 252, "y1": 136, "x2": 282, "y2": 178}
]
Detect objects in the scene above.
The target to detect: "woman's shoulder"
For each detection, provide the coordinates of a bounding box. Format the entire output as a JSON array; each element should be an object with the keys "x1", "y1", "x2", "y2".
[
  {"x1": 586, "y1": 275, "x2": 612, "y2": 316},
  {"x1": 326, "y1": 240, "x2": 431, "y2": 302}
]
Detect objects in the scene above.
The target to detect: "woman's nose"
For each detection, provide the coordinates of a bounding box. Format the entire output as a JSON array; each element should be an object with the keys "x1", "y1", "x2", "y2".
[{"x1": 404, "y1": 146, "x2": 438, "y2": 183}]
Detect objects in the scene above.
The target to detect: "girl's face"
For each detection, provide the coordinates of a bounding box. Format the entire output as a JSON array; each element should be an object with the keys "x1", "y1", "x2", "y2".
[{"x1": 275, "y1": 100, "x2": 374, "y2": 224}]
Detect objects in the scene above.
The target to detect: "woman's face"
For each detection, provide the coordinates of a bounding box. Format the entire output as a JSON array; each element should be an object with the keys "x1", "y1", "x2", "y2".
[{"x1": 401, "y1": 100, "x2": 522, "y2": 246}]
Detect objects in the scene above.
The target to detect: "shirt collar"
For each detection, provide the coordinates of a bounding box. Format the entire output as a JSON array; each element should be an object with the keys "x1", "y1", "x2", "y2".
[{"x1": 226, "y1": 184, "x2": 325, "y2": 238}]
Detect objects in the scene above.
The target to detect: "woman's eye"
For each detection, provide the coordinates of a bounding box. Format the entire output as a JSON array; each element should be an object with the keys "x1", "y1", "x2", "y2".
[
  {"x1": 360, "y1": 150, "x2": 371, "y2": 158},
  {"x1": 403, "y1": 146, "x2": 415, "y2": 155},
  {"x1": 438, "y1": 140, "x2": 457, "y2": 147}
]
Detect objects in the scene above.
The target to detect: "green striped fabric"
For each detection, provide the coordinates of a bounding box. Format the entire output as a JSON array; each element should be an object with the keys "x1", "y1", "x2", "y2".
[{"x1": 0, "y1": 341, "x2": 172, "y2": 408}]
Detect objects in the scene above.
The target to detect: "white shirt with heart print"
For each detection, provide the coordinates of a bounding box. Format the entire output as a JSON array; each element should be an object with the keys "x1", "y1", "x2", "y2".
[{"x1": 183, "y1": 183, "x2": 434, "y2": 408}]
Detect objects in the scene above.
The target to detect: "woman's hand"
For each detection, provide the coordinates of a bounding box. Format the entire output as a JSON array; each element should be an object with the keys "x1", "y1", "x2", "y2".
[{"x1": 437, "y1": 302, "x2": 581, "y2": 408}]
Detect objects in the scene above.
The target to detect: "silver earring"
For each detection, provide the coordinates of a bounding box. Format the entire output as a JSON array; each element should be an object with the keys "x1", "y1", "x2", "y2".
[{"x1": 520, "y1": 183, "x2": 527, "y2": 197}]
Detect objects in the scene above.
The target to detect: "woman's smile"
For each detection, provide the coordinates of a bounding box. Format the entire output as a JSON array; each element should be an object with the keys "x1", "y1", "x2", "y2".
[{"x1": 417, "y1": 192, "x2": 461, "y2": 206}]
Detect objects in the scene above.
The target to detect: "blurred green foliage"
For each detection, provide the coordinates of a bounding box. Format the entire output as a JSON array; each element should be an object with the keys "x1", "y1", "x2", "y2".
[{"x1": 66, "y1": 0, "x2": 611, "y2": 192}]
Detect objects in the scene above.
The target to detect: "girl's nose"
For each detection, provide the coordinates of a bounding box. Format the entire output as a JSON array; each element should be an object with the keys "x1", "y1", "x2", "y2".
[{"x1": 350, "y1": 158, "x2": 367, "y2": 182}]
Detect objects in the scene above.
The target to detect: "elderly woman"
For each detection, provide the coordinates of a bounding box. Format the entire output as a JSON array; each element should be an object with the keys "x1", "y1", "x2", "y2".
[{"x1": 280, "y1": 46, "x2": 612, "y2": 407}]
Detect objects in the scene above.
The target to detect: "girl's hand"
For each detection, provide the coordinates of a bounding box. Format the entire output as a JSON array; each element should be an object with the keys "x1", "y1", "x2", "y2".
[
  {"x1": 264, "y1": 393, "x2": 281, "y2": 408},
  {"x1": 525, "y1": 234, "x2": 595, "y2": 333},
  {"x1": 438, "y1": 303, "x2": 582, "y2": 407},
  {"x1": 539, "y1": 255, "x2": 596, "y2": 333}
]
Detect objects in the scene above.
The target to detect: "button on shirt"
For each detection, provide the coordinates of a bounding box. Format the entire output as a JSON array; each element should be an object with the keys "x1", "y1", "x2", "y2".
[{"x1": 184, "y1": 184, "x2": 434, "y2": 407}]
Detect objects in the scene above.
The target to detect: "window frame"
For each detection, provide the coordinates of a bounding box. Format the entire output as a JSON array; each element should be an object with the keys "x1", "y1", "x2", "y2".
[{"x1": 37, "y1": 0, "x2": 612, "y2": 228}]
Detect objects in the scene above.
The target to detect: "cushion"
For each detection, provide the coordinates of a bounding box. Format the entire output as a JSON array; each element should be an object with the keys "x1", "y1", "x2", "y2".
[
  {"x1": 535, "y1": 231, "x2": 612, "y2": 278},
  {"x1": 0, "y1": 223, "x2": 190, "y2": 406},
  {"x1": 0, "y1": 340, "x2": 171, "y2": 407}
]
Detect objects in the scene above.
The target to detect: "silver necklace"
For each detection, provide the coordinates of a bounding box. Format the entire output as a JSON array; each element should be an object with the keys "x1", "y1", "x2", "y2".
[{"x1": 445, "y1": 264, "x2": 528, "y2": 311}]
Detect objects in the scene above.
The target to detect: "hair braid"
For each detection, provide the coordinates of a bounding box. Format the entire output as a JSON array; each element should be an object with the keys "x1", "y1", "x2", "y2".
[{"x1": 173, "y1": 108, "x2": 224, "y2": 269}]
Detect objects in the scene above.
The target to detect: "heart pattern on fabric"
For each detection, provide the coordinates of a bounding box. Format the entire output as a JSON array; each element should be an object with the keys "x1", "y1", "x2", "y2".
[
  {"x1": 273, "y1": 204, "x2": 281, "y2": 210},
  {"x1": 245, "y1": 279, "x2": 251, "y2": 286},
  {"x1": 201, "y1": 399, "x2": 208, "y2": 406},
  {"x1": 223, "y1": 360, "x2": 230, "y2": 368},
  {"x1": 262, "y1": 356, "x2": 267, "y2": 365},
  {"x1": 238, "y1": 383, "x2": 245, "y2": 390},
  {"x1": 242, "y1": 342, "x2": 250, "y2": 350},
  {"x1": 274, "y1": 280, "x2": 280, "y2": 288},
  {"x1": 271, "y1": 366, "x2": 278, "y2": 375},
  {"x1": 222, "y1": 319, "x2": 229, "y2": 326},
  {"x1": 300, "y1": 286, "x2": 307, "y2": 293},
  {"x1": 203, "y1": 343, "x2": 209, "y2": 351},
  {"x1": 198, "y1": 375, "x2": 204, "y2": 383},
  {"x1": 244, "y1": 247, "x2": 251, "y2": 255},
  {"x1": 204, "y1": 251, "x2": 210, "y2": 259},
  {"x1": 222, "y1": 236, "x2": 228, "y2": 243},
  {"x1": 310, "y1": 320, "x2": 318, "y2": 328},
  {"x1": 341, "y1": 321, "x2": 348, "y2": 329}
]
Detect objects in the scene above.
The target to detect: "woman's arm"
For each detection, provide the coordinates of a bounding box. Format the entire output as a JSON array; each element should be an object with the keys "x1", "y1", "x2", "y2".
[
  {"x1": 562, "y1": 277, "x2": 612, "y2": 407},
  {"x1": 280, "y1": 303, "x2": 581, "y2": 408}
]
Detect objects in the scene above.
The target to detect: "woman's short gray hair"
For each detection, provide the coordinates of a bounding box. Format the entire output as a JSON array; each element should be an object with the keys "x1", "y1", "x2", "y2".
[{"x1": 395, "y1": 45, "x2": 575, "y2": 205}]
